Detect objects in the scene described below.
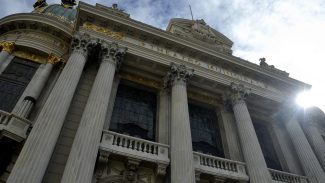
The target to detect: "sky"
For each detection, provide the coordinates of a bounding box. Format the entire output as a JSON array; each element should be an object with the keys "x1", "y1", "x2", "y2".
[{"x1": 1, "y1": 0, "x2": 325, "y2": 111}]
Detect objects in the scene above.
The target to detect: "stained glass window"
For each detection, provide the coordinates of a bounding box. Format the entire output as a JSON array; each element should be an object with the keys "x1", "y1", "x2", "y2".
[
  {"x1": 0, "y1": 57, "x2": 39, "y2": 112},
  {"x1": 254, "y1": 122, "x2": 282, "y2": 170},
  {"x1": 189, "y1": 103, "x2": 224, "y2": 157},
  {"x1": 110, "y1": 83, "x2": 157, "y2": 141}
]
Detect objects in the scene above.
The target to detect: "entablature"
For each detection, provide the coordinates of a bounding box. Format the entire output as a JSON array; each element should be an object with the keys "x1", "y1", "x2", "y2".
[{"x1": 76, "y1": 2, "x2": 310, "y2": 96}]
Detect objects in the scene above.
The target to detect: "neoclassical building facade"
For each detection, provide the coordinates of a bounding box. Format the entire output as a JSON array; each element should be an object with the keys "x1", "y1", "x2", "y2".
[{"x1": 0, "y1": 1, "x2": 325, "y2": 183}]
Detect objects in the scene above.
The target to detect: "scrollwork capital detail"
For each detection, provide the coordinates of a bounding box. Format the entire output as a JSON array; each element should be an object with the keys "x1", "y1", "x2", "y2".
[
  {"x1": 230, "y1": 82, "x2": 251, "y2": 104},
  {"x1": 101, "y1": 41, "x2": 127, "y2": 67},
  {"x1": 164, "y1": 63, "x2": 194, "y2": 88},
  {"x1": 70, "y1": 32, "x2": 96, "y2": 57}
]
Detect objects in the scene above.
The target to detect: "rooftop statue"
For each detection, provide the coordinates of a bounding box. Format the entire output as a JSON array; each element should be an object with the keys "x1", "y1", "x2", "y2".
[
  {"x1": 33, "y1": 0, "x2": 48, "y2": 9},
  {"x1": 259, "y1": 58, "x2": 289, "y2": 76},
  {"x1": 61, "y1": 0, "x2": 77, "y2": 8}
]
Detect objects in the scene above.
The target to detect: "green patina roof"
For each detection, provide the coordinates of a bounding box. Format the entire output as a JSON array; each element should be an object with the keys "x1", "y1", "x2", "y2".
[{"x1": 40, "y1": 4, "x2": 77, "y2": 23}]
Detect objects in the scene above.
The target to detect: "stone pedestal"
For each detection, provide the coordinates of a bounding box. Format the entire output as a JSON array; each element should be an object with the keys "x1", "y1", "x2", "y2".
[
  {"x1": 6, "y1": 33, "x2": 94, "y2": 183},
  {"x1": 0, "y1": 42, "x2": 15, "y2": 74},
  {"x1": 283, "y1": 109, "x2": 325, "y2": 183},
  {"x1": 61, "y1": 42, "x2": 126, "y2": 183},
  {"x1": 165, "y1": 63, "x2": 195, "y2": 183},
  {"x1": 230, "y1": 83, "x2": 272, "y2": 183}
]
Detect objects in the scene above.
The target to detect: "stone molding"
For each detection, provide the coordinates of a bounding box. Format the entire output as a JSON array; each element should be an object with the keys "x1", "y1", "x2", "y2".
[
  {"x1": 0, "y1": 41, "x2": 15, "y2": 53},
  {"x1": 163, "y1": 63, "x2": 194, "y2": 88},
  {"x1": 101, "y1": 41, "x2": 127, "y2": 67},
  {"x1": 47, "y1": 53, "x2": 61, "y2": 65}
]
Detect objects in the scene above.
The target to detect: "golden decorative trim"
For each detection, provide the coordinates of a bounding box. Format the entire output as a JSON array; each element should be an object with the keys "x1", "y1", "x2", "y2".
[
  {"x1": 188, "y1": 91, "x2": 220, "y2": 105},
  {"x1": 120, "y1": 73, "x2": 162, "y2": 89},
  {"x1": 83, "y1": 22, "x2": 123, "y2": 40},
  {"x1": 13, "y1": 50, "x2": 47, "y2": 64},
  {"x1": 47, "y1": 53, "x2": 61, "y2": 65},
  {"x1": 0, "y1": 42, "x2": 15, "y2": 54}
]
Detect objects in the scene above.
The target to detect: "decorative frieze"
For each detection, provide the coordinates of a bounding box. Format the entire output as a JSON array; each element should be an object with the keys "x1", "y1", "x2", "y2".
[
  {"x1": 83, "y1": 22, "x2": 124, "y2": 40},
  {"x1": 12, "y1": 50, "x2": 47, "y2": 64}
]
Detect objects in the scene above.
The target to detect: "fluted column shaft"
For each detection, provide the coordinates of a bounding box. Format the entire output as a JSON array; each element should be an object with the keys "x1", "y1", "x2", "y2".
[
  {"x1": 158, "y1": 88, "x2": 170, "y2": 145},
  {"x1": 218, "y1": 106, "x2": 243, "y2": 161},
  {"x1": 271, "y1": 121, "x2": 303, "y2": 174},
  {"x1": 13, "y1": 53, "x2": 61, "y2": 118},
  {"x1": 284, "y1": 113, "x2": 325, "y2": 183},
  {"x1": 166, "y1": 63, "x2": 195, "y2": 183},
  {"x1": 61, "y1": 42, "x2": 126, "y2": 183},
  {"x1": 7, "y1": 33, "x2": 92, "y2": 183},
  {"x1": 303, "y1": 119, "x2": 325, "y2": 169},
  {"x1": 230, "y1": 83, "x2": 272, "y2": 183},
  {"x1": 0, "y1": 42, "x2": 15, "y2": 74}
]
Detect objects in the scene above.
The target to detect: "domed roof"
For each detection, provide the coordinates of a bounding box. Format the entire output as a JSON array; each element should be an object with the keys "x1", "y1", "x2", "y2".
[{"x1": 35, "y1": 4, "x2": 77, "y2": 23}]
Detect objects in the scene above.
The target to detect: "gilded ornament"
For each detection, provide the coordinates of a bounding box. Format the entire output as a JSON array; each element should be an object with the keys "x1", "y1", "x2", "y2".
[
  {"x1": 47, "y1": 53, "x2": 61, "y2": 65},
  {"x1": 1, "y1": 42, "x2": 15, "y2": 54},
  {"x1": 13, "y1": 50, "x2": 47, "y2": 64},
  {"x1": 83, "y1": 22, "x2": 123, "y2": 40}
]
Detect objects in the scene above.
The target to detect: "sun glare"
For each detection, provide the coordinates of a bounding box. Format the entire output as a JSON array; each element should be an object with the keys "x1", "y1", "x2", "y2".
[{"x1": 296, "y1": 91, "x2": 314, "y2": 108}]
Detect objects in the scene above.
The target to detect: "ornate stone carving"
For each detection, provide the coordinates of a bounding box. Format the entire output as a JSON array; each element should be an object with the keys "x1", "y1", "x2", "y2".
[
  {"x1": 0, "y1": 42, "x2": 15, "y2": 54},
  {"x1": 61, "y1": 0, "x2": 76, "y2": 8},
  {"x1": 230, "y1": 82, "x2": 251, "y2": 104},
  {"x1": 70, "y1": 32, "x2": 96, "y2": 56},
  {"x1": 12, "y1": 50, "x2": 47, "y2": 64},
  {"x1": 83, "y1": 22, "x2": 124, "y2": 40},
  {"x1": 101, "y1": 41, "x2": 127, "y2": 67},
  {"x1": 47, "y1": 53, "x2": 61, "y2": 65},
  {"x1": 155, "y1": 164, "x2": 167, "y2": 177},
  {"x1": 164, "y1": 63, "x2": 194, "y2": 87},
  {"x1": 259, "y1": 57, "x2": 289, "y2": 77}
]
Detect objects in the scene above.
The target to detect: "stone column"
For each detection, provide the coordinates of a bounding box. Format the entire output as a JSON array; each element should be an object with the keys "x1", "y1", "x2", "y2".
[
  {"x1": 6, "y1": 32, "x2": 95, "y2": 183},
  {"x1": 303, "y1": 108, "x2": 325, "y2": 169},
  {"x1": 158, "y1": 88, "x2": 171, "y2": 145},
  {"x1": 13, "y1": 53, "x2": 61, "y2": 118},
  {"x1": 283, "y1": 107, "x2": 325, "y2": 183},
  {"x1": 61, "y1": 42, "x2": 127, "y2": 183},
  {"x1": 271, "y1": 120, "x2": 303, "y2": 174},
  {"x1": 0, "y1": 41, "x2": 15, "y2": 74},
  {"x1": 165, "y1": 63, "x2": 195, "y2": 183},
  {"x1": 230, "y1": 83, "x2": 272, "y2": 183},
  {"x1": 103, "y1": 76, "x2": 120, "y2": 130},
  {"x1": 218, "y1": 104, "x2": 243, "y2": 161}
]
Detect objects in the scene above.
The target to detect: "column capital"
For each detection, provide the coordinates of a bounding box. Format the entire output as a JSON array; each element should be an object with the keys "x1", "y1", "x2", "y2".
[
  {"x1": 164, "y1": 63, "x2": 194, "y2": 88},
  {"x1": 70, "y1": 32, "x2": 96, "y2": 56},
  {"x1": 47, "y1": 53, "x2": 61, "y2": 65},
  {"x1": 230, "y1": 82, "x2": 251, "y2": 104},
  {"x1": 101, "y1": 42, "x2": 127, "y2": 67},
  {"x1": 1, "y1": 41, "x2": 15, "y2": 54}
]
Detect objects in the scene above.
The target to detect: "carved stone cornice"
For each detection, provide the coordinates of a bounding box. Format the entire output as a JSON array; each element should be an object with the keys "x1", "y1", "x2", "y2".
[
  {"x1": 230, "y1": 82, "x2": 251, "y2": 104},
  {"x1": 164, "y1": 63, "x2": 194, "y2": 87},
  {"x1": 101, "y1": 41, "x2": 127, "y2": 67},
  {"x1": 0, "y1": 41, "x2": 15, "y2": 54},
  {"x1": 47, "y1": 53, "x2": 61, "y2": 65},
  {"x1": 70, "y1": 32, "x2": 95, "y2": 57}
]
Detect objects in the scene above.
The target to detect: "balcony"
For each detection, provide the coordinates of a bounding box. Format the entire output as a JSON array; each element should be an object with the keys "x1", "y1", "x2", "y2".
[
  {"x1": 269, "y1": 168, "x2": 308, "y2": 183},
  {"x1": 193, "y1": 152, "x2": 249, "y2": 181},
  {"x1": 0, "y1": 110, "x2": 31, "y2": 142},
  {"x1": 100, "y1": 130, "x2": 170, "y2": 166}
]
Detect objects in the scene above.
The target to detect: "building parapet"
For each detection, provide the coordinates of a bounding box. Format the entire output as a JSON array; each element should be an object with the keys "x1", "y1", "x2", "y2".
[{"x1": 269, "y1": 168, "x2": 308, "y2": 183}]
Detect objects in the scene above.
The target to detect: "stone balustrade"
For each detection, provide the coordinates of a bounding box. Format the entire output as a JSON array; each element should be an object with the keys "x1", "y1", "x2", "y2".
[
  {"x1": 193, "y1": 151, "x2": 249, "y2": 181},
  {"x1": 269, "y1": 168, "x2": 308, "y2": 183},
  {"x1": 0, "y1": 110, "x2": 32, "y2": 142},
  {"x1": 100, "y1": 130, "x2": 170, "y2": 164}
]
